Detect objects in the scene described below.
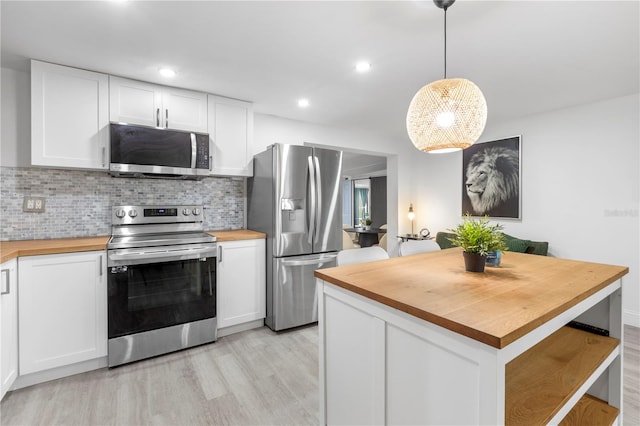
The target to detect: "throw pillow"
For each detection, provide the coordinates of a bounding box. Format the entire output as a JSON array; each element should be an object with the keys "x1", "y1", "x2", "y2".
[{"x1": 503, "y1": 234, "x2": 531, "y2": 253}]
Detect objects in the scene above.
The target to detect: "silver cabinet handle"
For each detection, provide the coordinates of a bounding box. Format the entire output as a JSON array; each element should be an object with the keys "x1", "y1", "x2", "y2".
[
  {"x1": 218, "y1": 245, "x2": 223, "y2": 263},
  {"x1": 99, "y1": 255, "x2": 103, "y2": 276},
  {"x1": 102, "y1": 147, "x2": 106, "y2": 167},
  {"x1": 156, "y1": 108, "x2": 160, "y2": 127},
  {"x1": 209, "y1": 155, "x2": 213, "y2": 172},
  {"x1": 165, "y1": 109, "x2": 168, "y2": 128},
  {"x1": 1, "y1": 269, "x2": 9, "y2": 295}
]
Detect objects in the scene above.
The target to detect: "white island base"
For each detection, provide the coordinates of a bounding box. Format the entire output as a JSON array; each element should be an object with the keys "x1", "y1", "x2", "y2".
[{"x1": 315, "y1": 250, "x2": 626, "y2": 425}]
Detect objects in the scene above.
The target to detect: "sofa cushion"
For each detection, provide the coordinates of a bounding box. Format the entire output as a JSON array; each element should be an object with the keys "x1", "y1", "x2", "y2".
[
  {"x1": 435, "y1": 231, "x2": 457, "y2": 250},
  {"x1": 436, "y1": 231, "x2": 549, "y2": 256},
  {"x1": 525, "y1": 240, "x2": 549, "y2": 256},
  {"x1": 503, "y1": 234, "x2": 531, "y2": 253}
]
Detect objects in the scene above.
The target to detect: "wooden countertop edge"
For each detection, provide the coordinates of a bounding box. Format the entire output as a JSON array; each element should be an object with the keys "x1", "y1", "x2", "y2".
[
  {"x1": 0, "y1": 236, "x2": 111, "y2": 264},
  {"x1": 315, "y1": 264, "x2": 629, "y2": 349},
  {"x1": 0, "y1": 230, "x2": 266, "y2": 263},
  {"x1": 208, "y1": 230, "x2": 266, "y2": 241}
]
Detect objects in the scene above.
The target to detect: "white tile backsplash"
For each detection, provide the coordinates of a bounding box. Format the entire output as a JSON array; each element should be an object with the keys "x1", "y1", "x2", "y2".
[{"x1": 0, "y1": 167, "x2": 245, "y2": 241}]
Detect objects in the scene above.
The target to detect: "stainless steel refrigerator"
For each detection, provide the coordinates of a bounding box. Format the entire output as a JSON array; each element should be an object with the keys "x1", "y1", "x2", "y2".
[{"x1": 248, "y1": 144, "x2": 343, "y2": 331}]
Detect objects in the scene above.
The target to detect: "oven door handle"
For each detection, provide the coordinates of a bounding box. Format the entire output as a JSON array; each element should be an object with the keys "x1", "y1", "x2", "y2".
[{"x1": 108, "y1": 246, "x2": 217, "y2": 266}]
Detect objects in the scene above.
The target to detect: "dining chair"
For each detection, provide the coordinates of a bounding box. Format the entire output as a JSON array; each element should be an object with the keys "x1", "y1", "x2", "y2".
[
  {"x1": 337, "y1": 246, "x2": 389, "y2": 266},
  {"x1": 342, "y1": 230, "x2": 356, "y2": 250},
  {"x1": 398, "y1": 239, "x2": 441, "y2": 256},
  {"x1": 378, "y1": 224, "x2": 387, "y2": 241},
  {"x1": 377, "y1": 233, "x2": 388, "y2": 251}
]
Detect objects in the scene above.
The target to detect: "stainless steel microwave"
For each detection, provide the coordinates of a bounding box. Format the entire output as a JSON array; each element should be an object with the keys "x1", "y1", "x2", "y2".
[{"x1": 109, "y1": 123, "x2": 210, "y2": 179}]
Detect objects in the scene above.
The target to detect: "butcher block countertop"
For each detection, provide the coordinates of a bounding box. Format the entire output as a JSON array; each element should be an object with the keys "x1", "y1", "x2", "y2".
[
  {"x1": 315, "y1": 248, "x2": 628, "y2": 349},
  {"x1": 208, "y1": 229, "x2": 266, "y2": 241},
  {"x1": 0, "y1": 230, "x2": 265, "y2": 263},
  {"x1": 0, "y1": 236, "x2": 110, "y2": 263}
]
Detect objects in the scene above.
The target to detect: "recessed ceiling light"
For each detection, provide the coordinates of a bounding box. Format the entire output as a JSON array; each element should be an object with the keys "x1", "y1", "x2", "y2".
[
  {"x1": 355, "y1": 61, "x2": 371, "y2": 73},
  {"x1": 159, "y1": 68, "x2": 176, "y2": 78},
  {"x1": 298, "y1": 99, "x2": 310, "y2": 108}
]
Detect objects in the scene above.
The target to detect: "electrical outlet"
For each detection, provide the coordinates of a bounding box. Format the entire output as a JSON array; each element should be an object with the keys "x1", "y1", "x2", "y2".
[{"x1": 23, "y1": 197, "x2": 46, "y2": 213}]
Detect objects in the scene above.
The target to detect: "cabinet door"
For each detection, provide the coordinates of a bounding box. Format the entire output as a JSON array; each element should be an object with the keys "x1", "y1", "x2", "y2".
[
  {"x1": 1, "y1": 259, "x2": 18, "y2": 400},
  {"x1": 109, "y1": 76, "x2": 163, "y2": 128},
  {"x1": 31, "y1": 60, "x2": 109, "y2": 170},
  {"x1": 110, "y1": 77, "x2": 207, "y2": 133},
  {"x1": 18, "y1": 251, "x2": 107, "y2": 375},
  {"x1": 208, "y1": 95, "x2": 254, "y2": 176},
  {"x1": 163, "y1": 87, "x2": 208, "y2": 133},
  {"x1": 217, "y1": 239, "x2": 266, "y2": 328}
]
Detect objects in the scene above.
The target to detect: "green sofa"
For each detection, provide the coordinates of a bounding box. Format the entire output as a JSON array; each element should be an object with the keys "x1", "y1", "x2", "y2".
[{"x1": 435, "y1": 231, "x2": 549, "y2": 256}]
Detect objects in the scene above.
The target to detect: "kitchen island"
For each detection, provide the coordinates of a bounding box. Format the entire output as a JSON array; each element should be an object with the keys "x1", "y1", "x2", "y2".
[{"x1": 314, "y1": 248, "x2": 628, "y2": 425}]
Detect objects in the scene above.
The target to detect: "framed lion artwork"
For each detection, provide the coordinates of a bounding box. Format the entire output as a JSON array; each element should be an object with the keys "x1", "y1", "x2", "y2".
[{"x1": 462, "y1": 136, "x2": 521, "y2": 219}]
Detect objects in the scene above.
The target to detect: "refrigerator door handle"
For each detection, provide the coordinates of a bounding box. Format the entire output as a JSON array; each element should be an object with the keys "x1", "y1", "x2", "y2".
[
  {"x1": 313, "y1": 155, "x2": 322, "y2": 242},
  {"x1": 307, "y1": 155, "x2": 316, "y2": 245}
]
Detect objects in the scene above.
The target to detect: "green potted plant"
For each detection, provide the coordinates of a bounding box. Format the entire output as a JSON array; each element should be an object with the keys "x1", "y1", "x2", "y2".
[
  {"x1": 364, "y1": 217, "x2": 372, "y2": 230},
  {"x1": 448, "y1": 214, "x2": 507, "y2": 272}
]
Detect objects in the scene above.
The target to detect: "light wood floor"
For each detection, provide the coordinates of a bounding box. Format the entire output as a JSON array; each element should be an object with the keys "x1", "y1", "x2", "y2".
[{"x1": 1, "y1": 325, "x2": 638, "y2": 425}]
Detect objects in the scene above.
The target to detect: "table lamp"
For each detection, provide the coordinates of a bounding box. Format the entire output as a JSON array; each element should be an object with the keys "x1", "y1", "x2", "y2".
[{"x1": 408, "y1": 204, "x2": 415, "y2": 236}]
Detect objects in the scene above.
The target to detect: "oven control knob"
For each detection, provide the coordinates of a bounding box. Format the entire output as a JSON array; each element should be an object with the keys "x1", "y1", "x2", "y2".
[
  {"x1": 192, "y1": 208, "x2": 201, "y2": 216},
  {"x1": 115, "y1": 209, "x2": 126, "y2": 219},
  {"x1": 182, "y1": 208, "x2": 191, "y2": 216},
  {"x1": 128, "y1": 209, "x2": 138, "y2": 218}
]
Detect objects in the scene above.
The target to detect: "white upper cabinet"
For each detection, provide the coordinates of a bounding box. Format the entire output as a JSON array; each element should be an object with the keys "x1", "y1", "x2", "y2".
[
  {"x1": 31, "y1": 60, "x2": 109, "y2": 170},
  {"x1": 110, "y1": 76, "x2": 208, "y2": 133},
  {"x1": 208, "y1": 95, "x2": 254, "y2": 177}
]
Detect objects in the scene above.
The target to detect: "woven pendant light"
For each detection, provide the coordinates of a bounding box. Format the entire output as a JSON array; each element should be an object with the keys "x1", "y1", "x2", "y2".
[{"x1": 406, "y1": 0, "x2": 487, "y2": 154}]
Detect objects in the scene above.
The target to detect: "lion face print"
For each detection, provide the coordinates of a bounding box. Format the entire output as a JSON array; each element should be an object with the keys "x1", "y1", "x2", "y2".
[{"x1": 464, "y1": 146, "x2": 519, "y2": 216}]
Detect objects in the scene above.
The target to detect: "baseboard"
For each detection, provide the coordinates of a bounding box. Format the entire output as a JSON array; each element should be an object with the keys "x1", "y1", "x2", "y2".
[
  {"x1": 217, "y1": 319, "x2": 265, "y2": 337},
  {"x1": 11, "y1": 356, "x2": 108, "y2": 391},
  {"x1": 624, "y1": 309, "x2": 640, "y2": 328}
]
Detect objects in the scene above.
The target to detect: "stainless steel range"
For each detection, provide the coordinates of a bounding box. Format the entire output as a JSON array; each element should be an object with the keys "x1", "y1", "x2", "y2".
[{"x1": 107, "y1": 205, "x2": 217, "y2": 367}]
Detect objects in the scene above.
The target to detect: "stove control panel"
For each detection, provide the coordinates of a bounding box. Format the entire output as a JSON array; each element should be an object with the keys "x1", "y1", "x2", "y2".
[{"x1": 111, "y1": 205, "x2": 204, "y2": 225}]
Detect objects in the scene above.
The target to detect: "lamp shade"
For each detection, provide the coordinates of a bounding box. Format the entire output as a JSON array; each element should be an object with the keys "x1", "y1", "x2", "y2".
[
  {"x1": 406, "y1": 78, "x2": 487, "y2": 153},
  {"x1": 408, "y1": 204, "x2": 415, "y2": 221}
]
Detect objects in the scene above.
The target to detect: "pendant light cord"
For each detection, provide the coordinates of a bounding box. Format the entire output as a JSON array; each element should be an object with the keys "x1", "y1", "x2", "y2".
[{"x1": 443, "y1": 6, "x2": 448, "y2": 79}]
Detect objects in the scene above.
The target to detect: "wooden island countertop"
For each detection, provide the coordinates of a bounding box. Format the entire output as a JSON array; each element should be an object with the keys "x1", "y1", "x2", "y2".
[{"x1": 314, "y1": 248, "x2": 628, "y2": 349}]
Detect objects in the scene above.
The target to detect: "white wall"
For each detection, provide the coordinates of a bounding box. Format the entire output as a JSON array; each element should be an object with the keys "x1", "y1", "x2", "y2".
[
  {"x1": 411, "y1": 94, "x2": 640, "y2": 326},
  {"x1": 1, "y1": 67, "x2": 30, "y2": 167}
]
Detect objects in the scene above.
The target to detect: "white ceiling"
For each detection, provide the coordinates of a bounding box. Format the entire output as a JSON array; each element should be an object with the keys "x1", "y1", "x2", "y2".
[{"x1": 1, "y1": 1, "x2": 638, "y2": 145}]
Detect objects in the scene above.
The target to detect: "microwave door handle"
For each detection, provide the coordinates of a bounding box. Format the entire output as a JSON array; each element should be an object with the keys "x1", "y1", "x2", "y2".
[{"x1": 190, "y1": 133, "x2": 197, "y2": 168}]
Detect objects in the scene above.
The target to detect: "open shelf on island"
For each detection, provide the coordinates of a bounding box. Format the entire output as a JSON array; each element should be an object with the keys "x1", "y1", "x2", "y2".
[
  {"x1": 559, "y1": 394, "x2": 619, "y2": 426},
  {"x1": 505, "y1": 326, "x2": 619, "y2": 425}
]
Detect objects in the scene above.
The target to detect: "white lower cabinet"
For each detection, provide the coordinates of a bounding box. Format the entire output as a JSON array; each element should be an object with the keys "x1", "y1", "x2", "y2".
[
  {"x1": 1, "y1": 259, "x2": 18, "y2": 400},
  {"x1": 217, "y1": 239, "x2": 266, "y2": 330},
  {"x1": 18, "y1": 251, "x2": 107, "y2": 375}
]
